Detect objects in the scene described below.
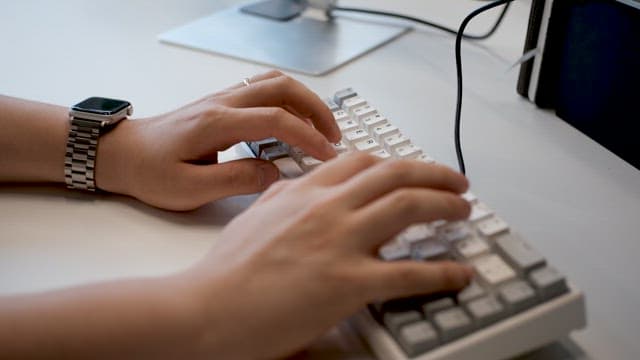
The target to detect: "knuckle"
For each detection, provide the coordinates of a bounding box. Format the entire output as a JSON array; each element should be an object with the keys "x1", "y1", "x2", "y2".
[
  {"x1": 437, "y1": 263, "x2": 466, "y2": 289},
  {"x1": 268, "y1": 107, "x2": 289, "y2": 122},
  {"x1": 274, "y1": 74, "x2": 298, "y2": 92},
  {"x1": 307, "y1": 196, "x2": 336, "y2": 217},
  {"x1": 201, "y1": 105, "x2": 223, "y2": 120},
  {"x1": 380, "y1": 160, "x2": 414, "y2": 182},
  {"x1": 351, "y1": 151, "x2": 378, "y2": 166},
  {"x1": 391, "y1": 189, "x2": 420, "y2": 215},
  {"x1": 264, "y1": 69, "x2": 284, "y2": 78}
]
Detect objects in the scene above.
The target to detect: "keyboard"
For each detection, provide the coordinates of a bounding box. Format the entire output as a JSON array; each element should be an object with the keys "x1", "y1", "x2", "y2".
[{"x1": 245, "y1": 88, "x2": 586, "y2": 360}]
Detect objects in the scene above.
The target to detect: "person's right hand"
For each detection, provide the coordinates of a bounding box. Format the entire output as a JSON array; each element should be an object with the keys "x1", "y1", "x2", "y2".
[{"x1": 183, "y1": 152, "x2": 473, "y2": 359}]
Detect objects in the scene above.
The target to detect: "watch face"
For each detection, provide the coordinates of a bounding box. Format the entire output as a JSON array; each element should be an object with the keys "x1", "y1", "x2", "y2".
[{"x1": 72, "y1": 97, "x2": 130, "y2": 115}]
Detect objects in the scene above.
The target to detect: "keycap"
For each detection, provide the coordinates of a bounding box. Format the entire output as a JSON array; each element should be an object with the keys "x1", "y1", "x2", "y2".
[
  {"x1": 272, "y1": 157, "x2": 304, "y2": 178},
  {"x1": 462, "y1": 192, "x2": 478, "y2": 204},
  {"x1": 342, "y1": 96, "x2": 367, "y2": 112},
  {"x1": 476, "y1": 216, "x2": 510, "y2": 237},
  {"x1": 371, "y1": 149, "x2": 392, "y2": 159},
  {"x1": 324, "y1": 97, "x2": 340, "y2": 111},
  {"x1": 455, "y1": 236, "x2": 490, "y2": 259},
  {"x1": 383, "y1": 310, "x2": 422, "y2": 335},
  {"x1": 439, "y1": 222, "x2": 470, "y2": 243},
  {"x1": 412, "y1": 240, "x2": 449, "y2": 261},
  {"x1": 361, "y1": 114, "x2": 387, "y2": 131},
  {"x1": 417, "y1": 154, "x2": 436, "y2": 164},
  {"x1": 469, "y1": 202, "x2": 493, "y2": 222},
  {"x1": 379, "y1": 242, "x2": 411, "y2": 261},
  {"x1": 354, "y1": 137, "x2": 382, "y2": 152},
  {"x1": 260, "y1": 145, "x2": 289, "y2": 160},
  {"x1": 249, "y1": 138, "x2": 279, "y2": 156},
  {"x1": 433, "y1": 307, "x2": 473, "y2": 342},
  {"x1": 529, "y1": 266, "x2": 569, "y2": 301},
  {"x1": 384, "y1": 133, "x2": 411, "y2": 151},
  {"x1": 398, "y1": 224, "x2": 435, "y2": 244},
  {"x1": 337, "y1": 119, "x2": 359, "y2": 132},
  {"x1": 394, "y1": 144, "x2": 423, "y2": 159},
  {"x1": 422, "y1": 297, "x2": 455, "y2": 317},
  {"x1": 495, "y1": 233, "x2": 546, "y2": 273},
  {"x1": 466, "y1": 296, "x2": 506, "y2": 327},
  {"x1": 372, "y1": 123, "x2": 400, "y2": 141},
  {"x1": 431, "y1": 220, "x2": 448, "y2": 228},
  {"x1": 344, "y1": 128, "x2": 369, "y2": 144},
  {"x1": 332, "y1": 141, "x2": 349, "y2": 154},
  {"x1": 396, "y1": 321, "x2": 439, "y2": 356},
  {"x1": 288, "y1": 146, "x2": 305, "y2": 160},
  {"x1": 333, "y1": 88, "x2": 358, "y2": 106},
  {"x1": 299, "y1": 156, "x2": 323, "y2": 171},
  {"x1": 352, "y1": 105, "x2": 377, "y2": 121},
  {"x1": 473, "y1": 254, "x2": 517, "y2": 286},
  {"x1": 498, "y1": 280, "x2": 538, "y2": 313},
  {"x1": 457, "y1": 281, "x2": 486, "y2": 304},
  {"x1": 333, "y1": 109, "x2": 349, "y2": 122}
]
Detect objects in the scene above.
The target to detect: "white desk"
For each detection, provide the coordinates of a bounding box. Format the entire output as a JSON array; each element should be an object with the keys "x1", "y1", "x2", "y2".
[{"x1": 2, "y1": 1, "x2": 639, "y2": 358}]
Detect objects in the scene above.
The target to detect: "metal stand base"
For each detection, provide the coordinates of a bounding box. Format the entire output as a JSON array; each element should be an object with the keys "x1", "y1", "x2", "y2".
[{"x1": 158, "y1": 5, "x2": 409, "y2": 76}]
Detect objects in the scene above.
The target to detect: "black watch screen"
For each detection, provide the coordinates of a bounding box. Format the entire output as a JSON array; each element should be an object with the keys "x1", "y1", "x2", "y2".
[{"x1": 72, "y1": 97, "x2": 131, "y2": 116}]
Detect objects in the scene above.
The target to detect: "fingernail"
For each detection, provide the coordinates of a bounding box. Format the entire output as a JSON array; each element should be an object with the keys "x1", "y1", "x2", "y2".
[
  {"x1": 462, "y1": 265, "x2": 475, "y2": 283},
  {"x1": 259, "y1": 163, "x2": 280, "y2": 187},
  {"x1": 324, "y1": 141, "x2": 337, "y2": 158}
]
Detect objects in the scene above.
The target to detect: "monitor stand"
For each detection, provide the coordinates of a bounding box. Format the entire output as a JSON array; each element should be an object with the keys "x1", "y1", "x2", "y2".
[
  {"x1": 158, "y1": 3, "x2": 410, "y2": 76},
  {"x1": 240, "y1": 0, "x2": 308, "y2": 21}
]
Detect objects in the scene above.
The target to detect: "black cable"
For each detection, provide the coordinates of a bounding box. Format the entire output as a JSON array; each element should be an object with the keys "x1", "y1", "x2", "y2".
[
  {"x1": 329, "y1": 2, "x2": 511, "y2": 41},
  {"x1": 455, "y1": 0, "x2": 514, "y2": 175},
  {"x1": 329, "y1": 1, "x2": 514, "y2": 175}
]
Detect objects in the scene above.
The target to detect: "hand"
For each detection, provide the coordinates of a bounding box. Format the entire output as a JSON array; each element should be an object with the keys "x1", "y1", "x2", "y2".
[
  {"x1": 96, "y1": 71, "x2": 341, "y2": 211},
  {"x1": 184, "y1": 153, "x2": 473, "y2": 359}
]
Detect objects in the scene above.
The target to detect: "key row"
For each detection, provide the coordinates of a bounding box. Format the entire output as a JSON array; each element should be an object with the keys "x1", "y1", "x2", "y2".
[{"x1": 375, "y1": 265, "x2": 568, "y2": 356}]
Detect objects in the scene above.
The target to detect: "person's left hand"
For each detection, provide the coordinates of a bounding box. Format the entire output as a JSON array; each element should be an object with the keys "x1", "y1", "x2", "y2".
[{"x1": 96, "y1": 70, "x2": 341, "y2": 211}]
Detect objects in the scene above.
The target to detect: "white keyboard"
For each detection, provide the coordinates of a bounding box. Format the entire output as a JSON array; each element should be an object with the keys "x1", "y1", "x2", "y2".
[{"x1": 245, "y1": 88, "x2": 586, "y2": 360}]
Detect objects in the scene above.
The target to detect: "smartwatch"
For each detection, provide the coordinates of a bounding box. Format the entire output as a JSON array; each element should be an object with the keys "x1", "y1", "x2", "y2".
[{"x1": 65, "y1": 97, "x2": 133, "y2": 191}]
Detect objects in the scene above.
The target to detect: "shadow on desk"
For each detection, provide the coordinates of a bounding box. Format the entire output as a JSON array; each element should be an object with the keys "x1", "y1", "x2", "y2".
[{"x1": 0, "y1": 183, "x2": 260, "y2": 227}]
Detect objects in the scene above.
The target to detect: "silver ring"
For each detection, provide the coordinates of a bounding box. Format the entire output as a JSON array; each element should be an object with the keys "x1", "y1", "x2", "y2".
[{"x1": 242, "y1": 77, "x2": 251, "y2": 87}]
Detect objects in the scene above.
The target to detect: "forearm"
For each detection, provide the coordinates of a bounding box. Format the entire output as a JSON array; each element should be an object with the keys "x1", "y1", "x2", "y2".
[
  {"x1": 0, "y1": 96, "x2": 68, "y2": 183},
  {"x1": 0, "y1": 274, "x2": 207, "y2": 359}
]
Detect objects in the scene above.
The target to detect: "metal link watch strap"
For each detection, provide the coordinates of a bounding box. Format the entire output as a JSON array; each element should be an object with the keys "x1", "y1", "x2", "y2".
[{"x1": 64, "y1": 117, "x2": 101, "y2": 191}]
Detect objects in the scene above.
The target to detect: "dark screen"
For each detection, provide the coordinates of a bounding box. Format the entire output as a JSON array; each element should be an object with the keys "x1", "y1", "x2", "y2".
[{"x1": 72, "y1": 97, "x2": 130, "y2": 115}]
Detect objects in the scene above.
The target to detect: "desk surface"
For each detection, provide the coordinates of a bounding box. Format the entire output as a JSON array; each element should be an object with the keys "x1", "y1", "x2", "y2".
[{"x1": 2, "y1": 1, "x2": 639, "y2": 359}]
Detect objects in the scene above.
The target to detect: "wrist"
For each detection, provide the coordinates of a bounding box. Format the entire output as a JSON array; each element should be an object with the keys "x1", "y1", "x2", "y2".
[{"x1": 94, "y1": 119, "x2": 138, "y2": 195}]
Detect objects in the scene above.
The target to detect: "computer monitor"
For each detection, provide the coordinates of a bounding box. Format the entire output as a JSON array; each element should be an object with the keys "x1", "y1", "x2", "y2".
[{"x1": 158, "y1": 0, "x2": 409, "y2": 76}]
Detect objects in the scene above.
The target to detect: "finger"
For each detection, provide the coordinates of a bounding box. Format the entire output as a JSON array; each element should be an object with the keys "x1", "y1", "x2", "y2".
[
  {"x1": 299, "y1": 152, "x2": 382, "y2": 187},
  {"x1": 215, "y1": 107, "x2": 337, "y2": 161},
  {"x1": 221, "y1": 75, "x2": 341, "y2": 143},
  {"x1": 351, "y1": 189, "x2": 471, "y2": 249},
  {"x1": 227, "y1": 70, "x2": 285, "y2": 90},
  {"x1": 190, "y1": 158, "x2": 280, "y2": 200},
  {"x1": 362, "y1": 260, "x2": 473, "y2": 301},
  {"x1": 338, "y1": 160, "x2": 469, "y2": 209},
  {"x1": 254, "y1": 179, "x2": 294, "y2": 204}
]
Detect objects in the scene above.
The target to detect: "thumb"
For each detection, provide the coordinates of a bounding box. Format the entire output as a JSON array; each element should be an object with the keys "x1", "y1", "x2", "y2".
[{"x1": 197, "y1": 158, "x2": 280, "y2": 199}]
